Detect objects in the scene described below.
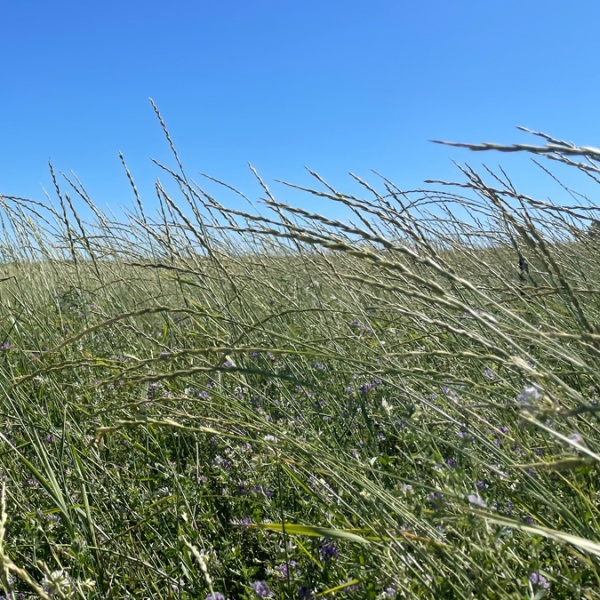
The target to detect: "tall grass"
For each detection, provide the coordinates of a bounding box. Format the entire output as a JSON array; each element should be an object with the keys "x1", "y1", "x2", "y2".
[{"x1": 0, "y1": 116, "x2": 599, "y2": 598}]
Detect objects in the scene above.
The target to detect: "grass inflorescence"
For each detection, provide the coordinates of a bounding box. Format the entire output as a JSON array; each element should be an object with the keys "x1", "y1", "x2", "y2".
[{"x1": 1, "y1": 120, "x2": 600, "y2": 598}]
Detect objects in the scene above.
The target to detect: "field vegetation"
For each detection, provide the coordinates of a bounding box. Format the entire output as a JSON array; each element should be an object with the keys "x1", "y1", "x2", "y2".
[{"x1": 1, "y1": 121, "x2": 600, "y2": 599}]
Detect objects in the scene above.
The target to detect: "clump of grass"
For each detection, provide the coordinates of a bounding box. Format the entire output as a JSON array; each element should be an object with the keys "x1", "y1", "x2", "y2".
[{"x1": 1, "y1": 115, "x2": 600, "y2": 598}]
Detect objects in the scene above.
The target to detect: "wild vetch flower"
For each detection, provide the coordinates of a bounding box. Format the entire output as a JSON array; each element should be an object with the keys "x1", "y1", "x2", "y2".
[
  {"x1": 213, "y1": 455, "x2": 233, "y2": 469},
  {"x1": 524, "y1": 515, "x2": 537, "y2": 525},
  {"x1": 205, "y1": 593, "x2": 227, "y2": 600},
  {"x1": 0, "y1": 343, "x2": 11, "y2": 351},
  {"x1": 441, "y1": 384, "x2": 458, "y2": 399},
  {"x1": 516, "y1": 385, "x2": 542, "y2": 405},
  {"x1": 445, "y1": 457, "x2": 457, "y2": 469},
  {"x1": 359, "y1": 382, "x2": 374, "y2": 395},
  {"x1": 223, "y1": 360, "x2": 234, "y2": 368},
  {"x1": 529, "y1": 572, "x2": 550, "y2": 590},
  {"x1": 483, "y1": 367, "x2": 495, "y2": 380},
  {"x1": 250, "y1": 581, "x2": 273, "y2": 597},
  {"x1": 427, "y1": 491, "x2": 444, "y2": 509},
  {"x1": 279, "y1": 560, "x2": 298, "y2": 578},
  {"x1": 468, "y1": 494, "x2": 487, "y2": 508},
  {"x1": 382, "y1": 587, "x2": 397, "y2": 598},
  {"x1": 319, "y1": 543, "x2": 339, "y2": 560},
  {"x1": 253, "y1": 484, "x2": 273, "y2": 498},
  {"x1": 312, "y1": 362, "x2": 325, "y2": 370},
  {"x1": 458, "y1": 429, "x2": 470, "y2": 442}
]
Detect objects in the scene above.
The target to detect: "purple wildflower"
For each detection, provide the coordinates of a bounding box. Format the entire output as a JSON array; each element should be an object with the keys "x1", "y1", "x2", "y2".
[
  {"x1": 280, "y1": 560, "x2": 298, "y2": 578},
  {"x1": 253, "y1": 484, "x2": 273, "y2": 499},
  {"x1": 319, "y1": 543, "x2": 339, "y2": 560},
  {"x1": 529, "y1": 572, "x2": 550, "y2": 590},
  {"x1": 250, "y1": 581, "x2": 273, "y2": 597},
  {"x1": 524, "y1": 515, "x2": 537, "y2": 525},
  {"x1": 205, "y1": 593, "x2": 227, "y2": 600},
  {"x1": 445, "y1": 457, "x2": 457, "y2": 469},
  {"x1": 427, "y1": 491, "x2": 444, "y2": 509},
  {"x1": 516, "y1": 385, "x2": 542, "y2": 405},
  {"x1": 213, "y1": 455, "x2": 233, "y2": 469},
  {"x1": 483, "y1": 367, "x2": 495, "y2": 380},
  {"x1": 359, "y1": 382, "x2": 374, "y2": 395}
]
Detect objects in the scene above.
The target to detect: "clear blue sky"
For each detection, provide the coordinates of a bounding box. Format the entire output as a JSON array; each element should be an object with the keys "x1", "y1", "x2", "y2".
[{"x1": 2, "y1": 0, "x2": 600, "y2": 221}]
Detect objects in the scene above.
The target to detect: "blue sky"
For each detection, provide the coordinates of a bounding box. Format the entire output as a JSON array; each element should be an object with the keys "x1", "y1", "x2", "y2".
[{"x1": 2, "y1": 0, "x2": 600, "y2": 222}]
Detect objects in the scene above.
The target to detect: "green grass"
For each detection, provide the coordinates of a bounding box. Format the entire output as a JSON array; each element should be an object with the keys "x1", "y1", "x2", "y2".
[{"x1": 0, "y1": 123, "x2": 600, "y2": 599}]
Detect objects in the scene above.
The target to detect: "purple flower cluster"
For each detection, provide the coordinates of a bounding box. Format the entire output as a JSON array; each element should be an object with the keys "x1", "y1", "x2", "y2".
[
  {"x1": 427, "y1": 491, "x2": 444, "y2": 510},
  {"x1": 250, "y1": 580, "x2": 273, "y2": 597},
  {"x1": 319, "y1": 543, "x2": 339, "y2": 560},
  {"x1": 529, "y1": 572, "x2": 550, "y2": 590},
  {"x1": 359, "y1": 381, "x2": 375, "y2": 395},
  {"x1": 279, "y1": 560, "x2": 298, "y2": 578},
  {"x1": 349, "y1": 320, "x2": 372, "y2": 333}
]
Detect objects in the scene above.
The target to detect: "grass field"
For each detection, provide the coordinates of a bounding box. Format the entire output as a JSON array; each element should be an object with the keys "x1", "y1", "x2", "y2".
[{"x1": 1, "y1": 126, "x2": 600, "y2": 599}]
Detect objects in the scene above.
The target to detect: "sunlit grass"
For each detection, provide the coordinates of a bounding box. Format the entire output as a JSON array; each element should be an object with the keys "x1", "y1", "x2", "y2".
[{"x1": 0, "y1": 120, "x2": 599, "y2": 598}]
